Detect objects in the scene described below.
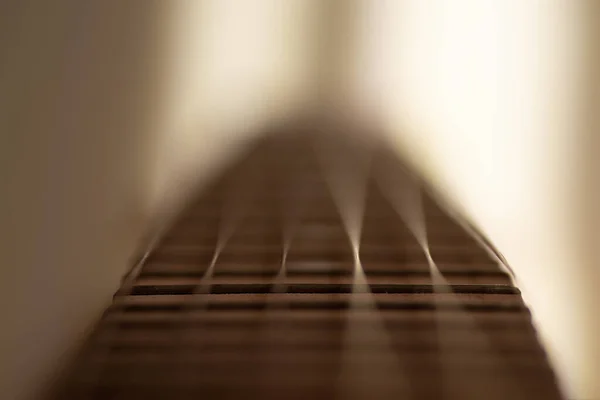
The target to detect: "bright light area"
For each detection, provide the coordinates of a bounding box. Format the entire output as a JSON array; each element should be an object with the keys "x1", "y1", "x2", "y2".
[{"x1": 351, "y1": 1, "x2": 596, "y2": 398}]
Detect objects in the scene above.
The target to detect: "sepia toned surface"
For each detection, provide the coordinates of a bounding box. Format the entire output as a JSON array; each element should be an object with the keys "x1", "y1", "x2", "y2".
[{"x1": 58, "y1": 133, "x2": 563, "y2": 399}]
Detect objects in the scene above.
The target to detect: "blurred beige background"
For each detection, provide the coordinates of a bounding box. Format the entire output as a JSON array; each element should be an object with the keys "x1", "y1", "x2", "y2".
[{"x1": 0, "y1": 1, "x2": 598, "y2": 399}]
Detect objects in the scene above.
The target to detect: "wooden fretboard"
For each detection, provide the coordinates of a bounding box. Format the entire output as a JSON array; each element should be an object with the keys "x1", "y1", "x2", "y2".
[{"x1": 60, "y1": 132, "x2": 563, "y2": 399}]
